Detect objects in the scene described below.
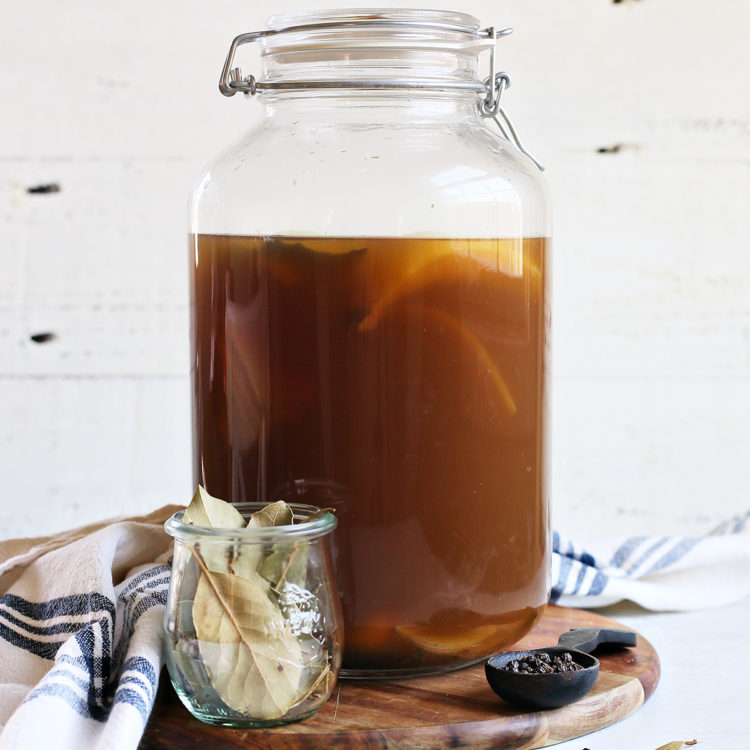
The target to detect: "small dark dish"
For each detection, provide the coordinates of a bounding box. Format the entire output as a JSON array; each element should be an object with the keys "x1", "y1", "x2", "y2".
[
  {"x1": 486, "y1": 647, "x2": 598, "y2": 709},
  {"x1": 485, "y1": 627, "x2": 636, "y2": 710}
]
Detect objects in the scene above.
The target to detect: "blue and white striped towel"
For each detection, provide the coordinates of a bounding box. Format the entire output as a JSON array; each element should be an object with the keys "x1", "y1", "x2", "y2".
[
  {"x1": 0, "y1": 506, "x2": 179, "y2": 750},
  {"x1": 551, "y1": 509, "x2": 750, "y2": 610},
  {"x1": 0, "y1": 505, "x2": 748, "y2": 750}
]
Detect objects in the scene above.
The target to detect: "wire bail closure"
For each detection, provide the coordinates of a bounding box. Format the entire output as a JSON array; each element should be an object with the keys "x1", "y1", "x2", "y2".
[{"x1": 218, "y1": 19, "x2": 543, "y2": 170}]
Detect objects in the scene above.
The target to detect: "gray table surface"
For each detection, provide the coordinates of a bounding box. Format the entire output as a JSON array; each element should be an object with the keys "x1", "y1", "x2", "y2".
[{"x1": 552, "y1": 596, "x2": 750, "y2": 750}]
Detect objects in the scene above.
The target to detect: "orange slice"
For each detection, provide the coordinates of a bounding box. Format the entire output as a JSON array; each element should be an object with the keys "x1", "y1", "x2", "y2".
[
  {"x1": 358, "y1": 239, "x2": 541, "y2": 334},
  {"x1": 396, "y1": 623, "x2": 500, "y2": 656},
  {"x1": 416, "y1": 306, "x2": 517, "y2": 416},
  {"x1": 365, "y1": 302, "x2": 517, "y2": 418}
]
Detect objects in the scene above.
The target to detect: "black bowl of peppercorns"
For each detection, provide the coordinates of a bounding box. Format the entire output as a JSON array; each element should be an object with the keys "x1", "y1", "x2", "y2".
[{"x1": 485, "y1": 646, "x2": 599, "y2": 709}]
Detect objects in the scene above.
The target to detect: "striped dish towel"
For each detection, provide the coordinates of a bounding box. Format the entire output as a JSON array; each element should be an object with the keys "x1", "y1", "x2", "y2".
[
  {"x1": 551, "y1": 509, "x2": 750, "y2": 610},
  {"x1": 0, "y1": 506, "x2": 179, "y2": 750}
]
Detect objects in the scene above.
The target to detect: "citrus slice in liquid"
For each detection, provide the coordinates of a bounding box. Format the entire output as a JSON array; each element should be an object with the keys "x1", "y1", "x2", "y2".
[
  {"x1": 360, "y1": 300, "x2": 517, "y2": 418},
  {"x1": 358, "y1": 238, "x2": 540, "y2": 334},
  {"x1": 395, "y1": 623, "x2": 500, "y2": 656},
  {"x1": 395, "y1": 606, "x2": 542, "y2": 659},
  {"x1": 416, "y1": 306, "x2": 516, "y2": 416}
]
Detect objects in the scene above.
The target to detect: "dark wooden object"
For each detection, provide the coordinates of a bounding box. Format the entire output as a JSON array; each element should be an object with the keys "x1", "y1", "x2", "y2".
[{"x1": 141, "y1": 605, "x2": 659, "y2": 749}]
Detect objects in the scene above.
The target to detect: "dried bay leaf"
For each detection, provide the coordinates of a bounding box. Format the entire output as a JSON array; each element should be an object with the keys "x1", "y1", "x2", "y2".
[
  {"x1": 275, "y1": 581, "x2": 322, "y2": 637},
  {"x1": 259, "y1": 542, "x2": 309, "y2": 589},
  {"x1": 192, "y1": 565, "x2": 303, "y2": 719},
  {"x1": 184, "y1": 487, "x2": 248, "y2": 575},
  {"x1": 199, "y1": 639, "x2": 303, "y2": 720},
  {"x1": 248, "y1": 500, "x2": 293, "y2": 528},
  {"x1": 256, "y1": 505, "x2": 334, "y2": 589},
  {"x1": 184, "y1": 486, "x2": 245, "y2": 529},
  {"x1": 176, "y1": 599, "x2": 197, "y2": 638},
  {"x1": 655, "y1": 743, "x2": 688, "y2": 750},
  {"x1": 290, "y1": 662, "x2": 331, "y2": 709},
  {"x1": 235, "y1": 499, "x2": 295, "y2": 575},
  {"x1": 300, "y1": 506, "x2": 336, "y2": 523},
  {"x1": 169, "y1": 646, "x2": 218, "y2": 704},
  {"x1": 174, "y1": 553, "x2": 200, "y2": 637}
]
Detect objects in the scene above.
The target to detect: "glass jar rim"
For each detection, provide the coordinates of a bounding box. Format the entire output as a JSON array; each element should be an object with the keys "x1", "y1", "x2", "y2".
[
  {"x1": 258, "y1": 8, "x2": 495, "y2": 65},
  {"x1": 165, "y1": 502, "x2": 337, "y2": 543},
  {"x1": 259, "y1": 8, "x2": 493, "y2": 56},
  {"x1": 265, "y1": 8, "x2": 483, "y2": 37}
]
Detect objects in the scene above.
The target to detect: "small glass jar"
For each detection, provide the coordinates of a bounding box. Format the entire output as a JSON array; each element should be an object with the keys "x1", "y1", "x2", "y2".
[{"x1": 163, "y1": 503, "x2": 342, "y2": 727}]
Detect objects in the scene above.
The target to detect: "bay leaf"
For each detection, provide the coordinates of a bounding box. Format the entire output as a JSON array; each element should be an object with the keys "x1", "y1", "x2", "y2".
[
  {"x1": 275, "y1": 581, "x2": 322, "y2": 637},
  {"x1": 236, "y1": 499, "x2": 295, "y2": 576},
  {"x1": 655, "y1": 744, "x2": 687, "y2": 750},
  {"x1": 248, "y1": 500, "x2": 293, "y2": 528},
  {"x1": 192, "y1": 566, "x2": 303, "y2": 719},
  {"x1": 289, "y1": 634, "x2": 330, "y2": 709},
  {"x1": 168, "y1": 645, "x2": 218, "y2": 705},
  {"x1": 290, "y1": 661, "x2": 331, "y2": 709},
  {"x1": 184, "y1": 486, "x2": 245, "y2": 528},
  {"x1": 184, "y1": 487, "x2": 248, "y2": 575},
  {"x1": 297, "y1": 506, "x2": 335, "y2": 524},
  {"x1": 222, "y1": 543, "x2": 270, "y2": 585},
  {"x1": 259, "y1": 542, "x2": 309, "y2": 590},
  {"x1": 176, "y1": 599, "x2": 197, "y2": 638},
  {"x1": 256, "y1": 502, "x2": 331, "y2": 589}
]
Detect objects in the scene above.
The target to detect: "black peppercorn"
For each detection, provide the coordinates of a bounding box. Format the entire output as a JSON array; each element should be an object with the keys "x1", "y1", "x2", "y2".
[{"x1": 499, "y1": 652, "x2": 585, "y2": 674}]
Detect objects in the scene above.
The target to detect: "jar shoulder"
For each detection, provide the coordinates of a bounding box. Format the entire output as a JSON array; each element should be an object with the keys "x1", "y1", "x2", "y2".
[{"x1": 191, "y1": 119, "x2": 550, "y2": 238}]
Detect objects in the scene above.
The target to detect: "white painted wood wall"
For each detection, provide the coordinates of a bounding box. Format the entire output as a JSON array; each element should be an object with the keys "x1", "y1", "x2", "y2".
[{"x1": 1, "y1": 0, "x2": 748, "y2": 540}]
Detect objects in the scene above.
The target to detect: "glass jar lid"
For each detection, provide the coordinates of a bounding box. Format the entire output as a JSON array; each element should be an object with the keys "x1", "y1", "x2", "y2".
[
  {"x1": 220, "y1": 9, "x2": 508, "y2": 97},
  {"x1": 217, "y1": 8, "x2": 542, "y2": 169}
]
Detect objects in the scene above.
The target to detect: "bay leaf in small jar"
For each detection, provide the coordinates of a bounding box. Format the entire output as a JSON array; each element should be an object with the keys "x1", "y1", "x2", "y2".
[
  {"x1": 184, "y1": 486, "x2": 246, "y2": 575},
  {"x1": 238, "y1": 499, "x2": 295, "y2": 578},
  {"x1": 192, "y1": 566, "x2": 303, "y2": 719},
  {"x1": 184, "y1": 485, "x2": 246, "y2": 528},
  {"x1": 248, "y1": 500, "x2": 294, "y2": 528},
  {"x1": 259, "y1": 543, "x2": 310, "y2": 590},
  {"x1": 258, "y1": 506, "x2": 334, "y2": 590}
]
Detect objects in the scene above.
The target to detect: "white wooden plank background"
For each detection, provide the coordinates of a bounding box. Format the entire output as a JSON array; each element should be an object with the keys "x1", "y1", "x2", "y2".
[{"x1": 1, "y1": 0, "x2": 748, "y2": 540}]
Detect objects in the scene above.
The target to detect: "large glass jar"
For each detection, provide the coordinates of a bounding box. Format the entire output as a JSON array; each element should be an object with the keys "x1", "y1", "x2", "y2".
[{"x1": 190, "y1": 8, "x2": 551, "y2": 677}]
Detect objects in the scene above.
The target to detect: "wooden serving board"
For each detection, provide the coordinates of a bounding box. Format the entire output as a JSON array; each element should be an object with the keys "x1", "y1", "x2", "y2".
[{"x1": 141, "y1": 605, "x2": 659, "y2": 749}]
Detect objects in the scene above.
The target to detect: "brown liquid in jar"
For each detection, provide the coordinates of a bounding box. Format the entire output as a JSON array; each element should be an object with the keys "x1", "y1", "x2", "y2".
[{"x1": 191, "y1": 234, "x2": 549, "y2": 672}]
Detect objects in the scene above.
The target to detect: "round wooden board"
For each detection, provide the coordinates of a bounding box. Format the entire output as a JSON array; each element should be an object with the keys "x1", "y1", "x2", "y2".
[{"x1": 141, "y1": 605, "x2": 660, "y2": 749}]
